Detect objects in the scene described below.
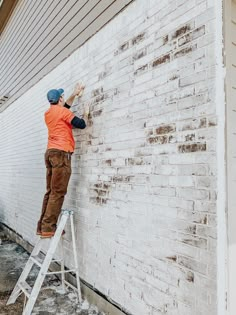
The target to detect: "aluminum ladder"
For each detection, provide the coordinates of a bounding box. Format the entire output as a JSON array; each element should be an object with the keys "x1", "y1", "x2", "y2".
[{"x1": 7, "y1": 209, "x2": 81, "y2": 315}]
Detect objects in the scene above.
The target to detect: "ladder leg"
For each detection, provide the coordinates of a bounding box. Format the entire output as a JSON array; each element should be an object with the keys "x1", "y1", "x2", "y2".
[
  {"x1": 60, "y1": 237, "x2": 66, "y2": 293},
  {"x1": 7, "y1": 238, "x2": 43, "y2": 305},
  {"x1": 70, "y1": 214, "x2": 82, "y2": 302},
  {"x1": 23, "y1": 258, "x2": 50, "y2": 315},
  {"x1": 22, "y1": 294, "x2": 27, "y2": 313}
]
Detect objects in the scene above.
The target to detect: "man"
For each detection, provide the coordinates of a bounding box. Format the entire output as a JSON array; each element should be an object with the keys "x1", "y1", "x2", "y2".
[{"x1": 37, "y1": 83, "x2": 89, "y2": 238}]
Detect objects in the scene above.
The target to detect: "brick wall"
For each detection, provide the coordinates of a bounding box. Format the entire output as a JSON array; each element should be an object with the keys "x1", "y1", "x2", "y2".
[{"x1": 0, "y1": 0, "x2": 220, "y2": 314}]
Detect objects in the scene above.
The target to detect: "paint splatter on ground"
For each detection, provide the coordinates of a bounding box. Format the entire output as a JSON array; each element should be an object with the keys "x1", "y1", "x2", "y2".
[{"x1": 0, "y1": 231, "x2": 105, "y2": 315}]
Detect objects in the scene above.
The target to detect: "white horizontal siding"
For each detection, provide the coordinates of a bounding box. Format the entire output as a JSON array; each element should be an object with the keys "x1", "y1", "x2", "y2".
[{"x1": 0, "y1": 0, "x2": 133, "y2": 111}]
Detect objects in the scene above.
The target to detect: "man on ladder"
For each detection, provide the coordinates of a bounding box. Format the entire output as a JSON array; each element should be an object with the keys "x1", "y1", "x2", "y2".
[
  {"x1": 37, "y1": 83, "x2": 89, "y2": 238},
  {"x1": 6, "y1": 84, "x2": 87, "y2": 314}
]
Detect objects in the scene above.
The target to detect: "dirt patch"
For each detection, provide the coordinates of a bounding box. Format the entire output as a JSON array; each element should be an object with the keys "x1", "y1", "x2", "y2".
[{"x1": 0, "y1": 291, "x2": 24, "y2": 315}]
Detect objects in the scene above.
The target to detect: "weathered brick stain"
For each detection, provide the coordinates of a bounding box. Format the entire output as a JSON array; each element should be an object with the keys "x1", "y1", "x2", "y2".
[
  {"x1": 90, "y1": 182, "x2": 111, "y2": 205},
  {"x1": 178, "y1": 26, "x2": 205, "y2": 46},
  {"x1": 92, "y1": 87, "x2": 103, "y2": 97},
  {"x1": 117, "y1": 32, "x2": 146, "y2": 56},
  {"x1": 193, "y1": 215, "x2": 208, "y2": 225},
  {"x1": 127, "y1": 157, "x2": 144, "y2": 166},
  {"x1": 174, "y1": 45, "x2": 196, "y2": 59},
  {"x1": 181, "y1": 118, "x2": 207, "y2": 131},
  {"x1": 133, "y1": 48, "x2": 147, "y2": 61}
]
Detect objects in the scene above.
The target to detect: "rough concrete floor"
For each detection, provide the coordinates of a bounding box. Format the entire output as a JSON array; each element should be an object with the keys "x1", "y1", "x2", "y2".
[{"x1": 0, "y1": 229, "x2": 105, "y2": 315}]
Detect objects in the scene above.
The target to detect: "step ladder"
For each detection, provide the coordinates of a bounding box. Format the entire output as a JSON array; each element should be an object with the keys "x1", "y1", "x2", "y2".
[{"x1": 7, "y1": 209, "x2": 82, "y2": 315}]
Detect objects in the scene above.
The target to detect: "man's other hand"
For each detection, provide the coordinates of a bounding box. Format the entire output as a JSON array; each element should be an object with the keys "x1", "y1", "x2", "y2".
[{"x1": 73, "y1": 82, "x2": 85, "y2": 97}]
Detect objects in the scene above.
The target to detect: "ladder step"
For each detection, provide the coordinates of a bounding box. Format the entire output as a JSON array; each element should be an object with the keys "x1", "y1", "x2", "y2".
[
  {"x1": 52, "y1": 259, "x2": 62, "y2": 263},
  {"x1": 64, "y1": 280, "x2": 79, "y2": 292},
  {"x1": 30, "y1": 256, "x2": 61, "y2": 267},
  {"x1": 44, "y1": 268, "x2": 77, "y2": 275},
  {"x1": 18, "y1": 281, "x2": 32, "y2": 298},
  {"x1": 30, "y1": 256, "x2": 43, "y2": 267}
]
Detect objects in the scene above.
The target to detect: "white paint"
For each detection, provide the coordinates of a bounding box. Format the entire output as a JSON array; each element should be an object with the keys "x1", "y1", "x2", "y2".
[
  {"x1": 215, "y1": 0, "x2": 227, "y2": 311},
  {"x1": 0, "y1": 0, "x2": 221, "y2": 314}
]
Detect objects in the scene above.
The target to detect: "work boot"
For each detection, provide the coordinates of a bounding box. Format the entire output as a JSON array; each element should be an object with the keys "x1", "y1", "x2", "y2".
[{"x1": 36, "y1": 222, "x2": 42, "y2": 235}]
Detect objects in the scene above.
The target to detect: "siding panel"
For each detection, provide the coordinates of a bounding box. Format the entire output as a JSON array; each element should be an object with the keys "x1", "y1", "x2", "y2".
[{"x1": 0, "y1": 0, "x2": 133, "y2": 111}]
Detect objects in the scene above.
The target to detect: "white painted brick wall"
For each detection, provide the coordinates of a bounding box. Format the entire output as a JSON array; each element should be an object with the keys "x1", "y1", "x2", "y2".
[{"x1": 0, "y1": 0, "x2": 220, "y2": 314}]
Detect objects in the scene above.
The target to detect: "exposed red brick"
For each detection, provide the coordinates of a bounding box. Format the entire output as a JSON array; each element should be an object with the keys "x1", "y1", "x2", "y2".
[
  {"x1": 119, "y1": 41, "x2": 129, "y2": 52},
  {"x1": 132, "y1": 32, "x2": 145, "y2": 45},
  {"x1": 148, "y1": 135, "x2": 169, "y2": 144},
  {"x1": 134, "y1": 64, "x2": 148, "y2": 76},
  {"x1": 169, "y1": 74, "x2": 179, "y2": 81},
  {"x1": 172, "y1": 24, "x2": 192, "y2": 39},
  {"x1": 152, "y1": 54, "x2": 170, "y2": 68},
  {"x1": 185, "y1": 134, "x2": 195, "y2": 141},
  {"x1": 166, "y1": 256, "x2": 177, "y2": 262},
  {"x1": 186, "y1": 271, "x2": 194, "y2": 283},
  {"x1": 163, "y1": 35, "x2": 169, "y2": 44},
  {"x1": 112, "y1": 175, "x2": 133, "y2": 182},
  {"x1": 178, "y1": 143, "x2": 206, "y2": 153},
  {"x1": 92, "y1": 109, "x2": 103, "y2": 117},
  {"x1": 105, "y1": 159, "x2": 112, "y2": 166},
  {"x1": 199, "y1": 118, "x2": 207, "y2": 128},
  {"x1": 208, "y1": 118, "x2": 217, "y2": 127},
  {"x1": 156, "y1": 124, "x2": 176, "y2": 134}
]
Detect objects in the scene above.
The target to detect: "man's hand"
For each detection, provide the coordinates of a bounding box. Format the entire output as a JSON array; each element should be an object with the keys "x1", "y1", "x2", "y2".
[
  {"x1": 66, "y1": 82, "x2": 85, "y2": 106},
  {"x1": 83, "y1": 102, "x2": 90, "y2": 126},
  {"x1": 73, "y1": 82, "x2": 85, "y2": 97},
  {"x1": 84, "y1": 103, "x2": 90, "y2": 117}
]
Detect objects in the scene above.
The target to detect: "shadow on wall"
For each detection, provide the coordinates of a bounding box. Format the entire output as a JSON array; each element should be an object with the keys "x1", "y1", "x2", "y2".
[{"x1": 0, "y1": 199, "x2": 6, "y2": 225}]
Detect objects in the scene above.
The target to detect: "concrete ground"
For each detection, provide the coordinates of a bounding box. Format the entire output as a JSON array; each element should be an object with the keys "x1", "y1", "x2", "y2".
[{"x1": 0, "y1": 229, "x2": 105, "y2": 315}]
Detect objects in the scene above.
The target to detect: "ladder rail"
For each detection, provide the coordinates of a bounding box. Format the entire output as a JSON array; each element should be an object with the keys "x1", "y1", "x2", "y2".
[
  {"x1": 60, "y1": 237, "x2": 66, "y2": 292},
  {"x1": 70, "y1": 213, "x2": 82, "y2": 302}
]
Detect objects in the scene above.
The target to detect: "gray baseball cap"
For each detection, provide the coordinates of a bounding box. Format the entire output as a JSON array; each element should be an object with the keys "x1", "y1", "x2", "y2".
[{"x1": 47, "y1": 88, "x2": 64, "y2": 104}]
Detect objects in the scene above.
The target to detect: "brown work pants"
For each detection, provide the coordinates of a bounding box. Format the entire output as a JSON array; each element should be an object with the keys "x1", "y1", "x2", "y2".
[{"x1": 37, "y1": 149, "x2": 72, "y2": 232}]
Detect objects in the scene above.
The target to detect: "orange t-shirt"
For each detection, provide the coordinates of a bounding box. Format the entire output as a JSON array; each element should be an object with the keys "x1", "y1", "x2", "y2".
[{"x1": 45, "y1": 105, "x2": 75, "y2": 152}]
